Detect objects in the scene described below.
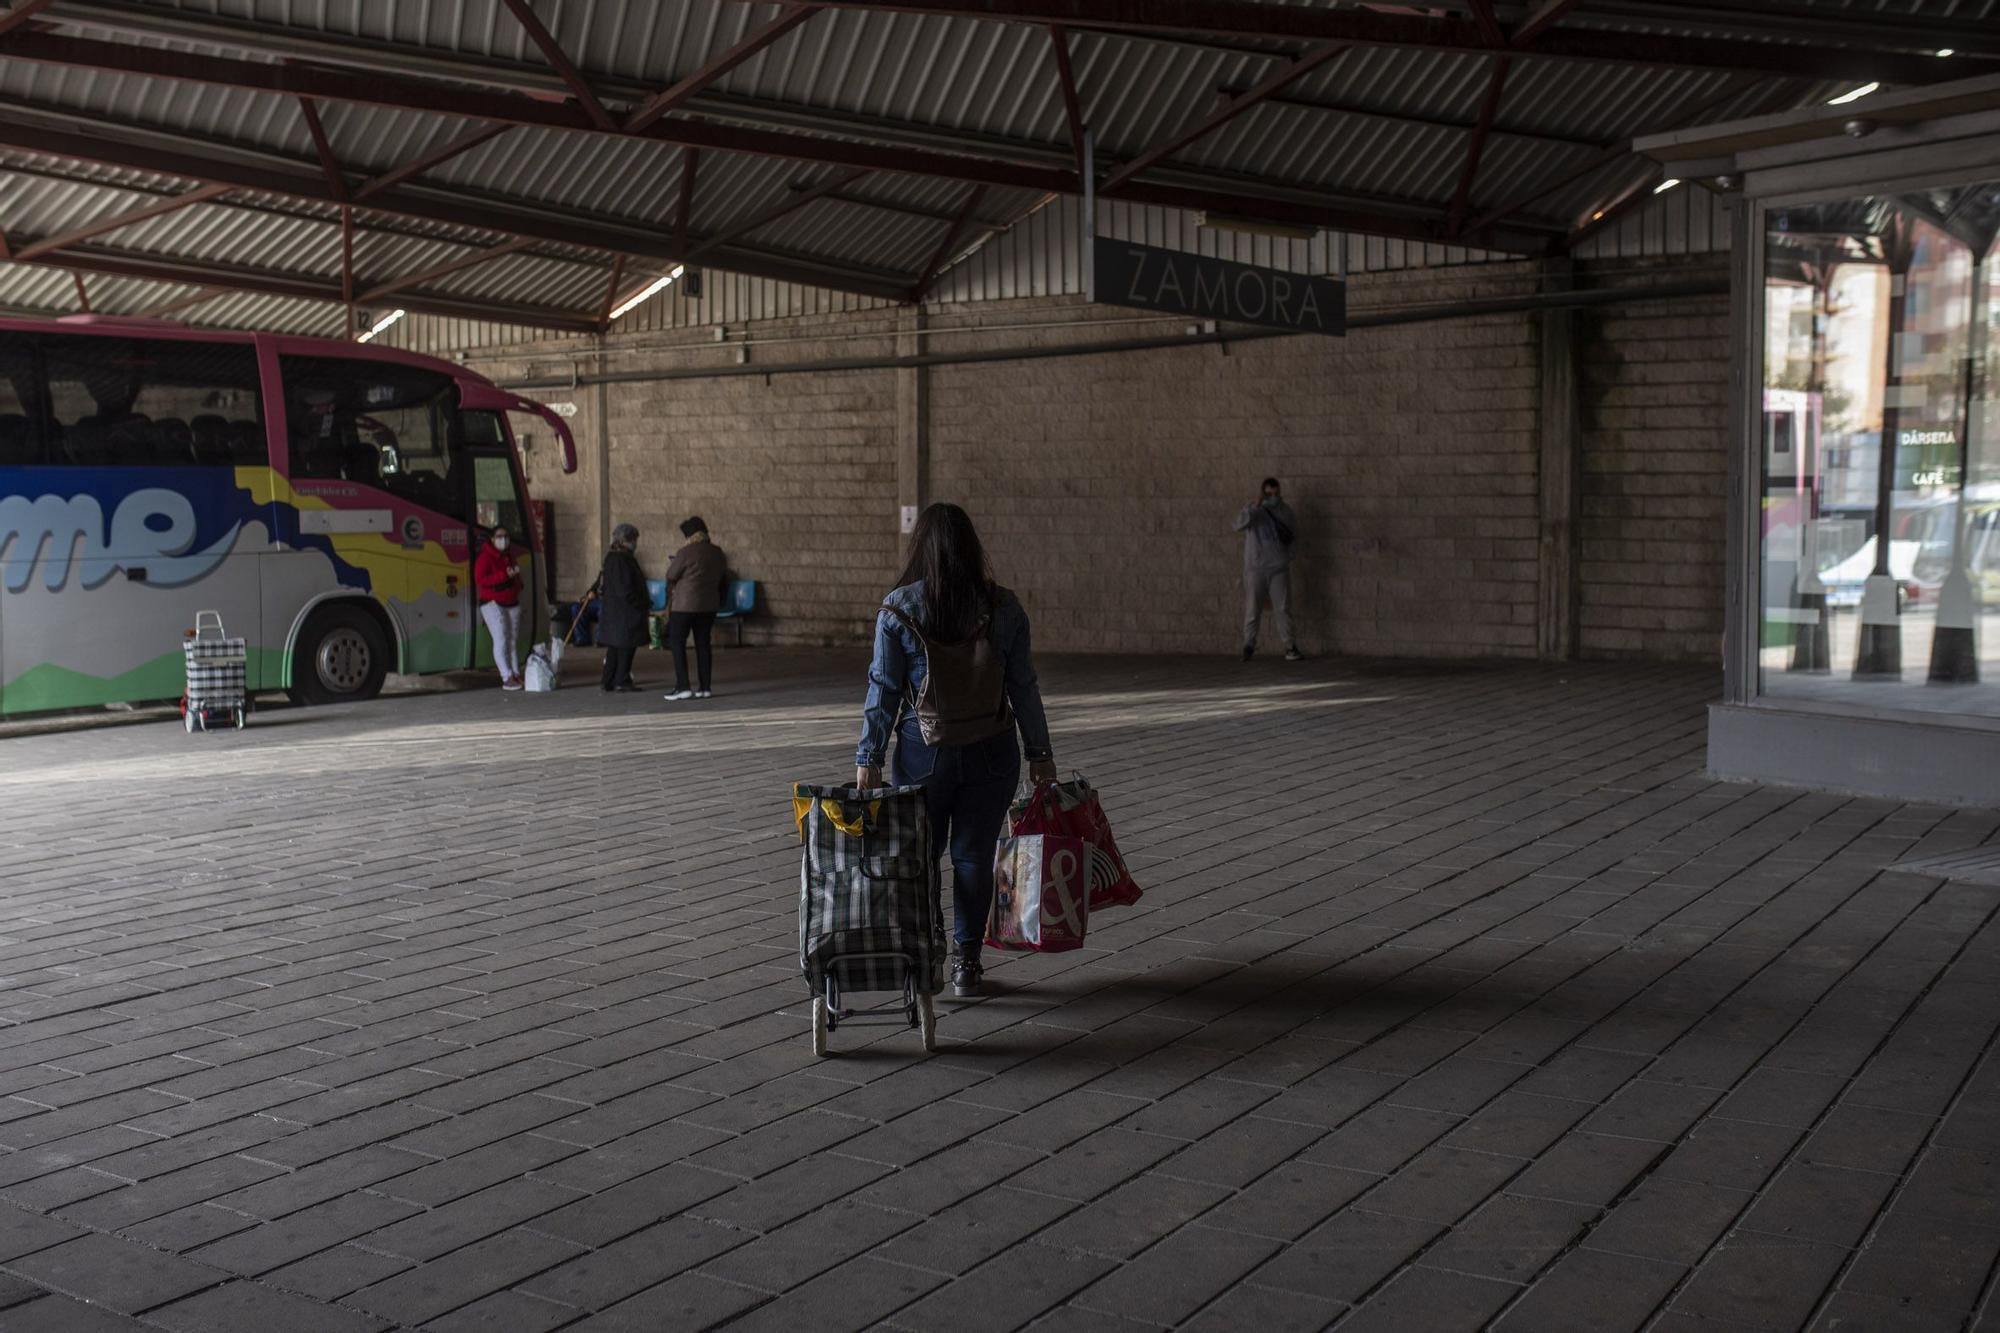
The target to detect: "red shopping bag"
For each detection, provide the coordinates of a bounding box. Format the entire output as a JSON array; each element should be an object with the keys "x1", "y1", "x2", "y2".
[
  {"x1": 986, "y1": 834, "x2": 1091, "y2": 953},
  {"x1": 1010, "y1": 776, "x2": 1142, "y2": 909}
]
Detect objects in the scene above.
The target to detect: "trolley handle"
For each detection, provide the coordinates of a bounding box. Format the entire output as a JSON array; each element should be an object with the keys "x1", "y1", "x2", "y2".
[{"x1": 191, "y1": 610, "x2": 227, "y2": 641}]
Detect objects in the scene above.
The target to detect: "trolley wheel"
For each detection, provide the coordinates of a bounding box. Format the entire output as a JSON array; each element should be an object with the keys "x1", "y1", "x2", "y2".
[
  {"x1": 811, "y1": 996, "x2": 829, "y2": 1057},
  {"x1": 183, "y1": 709, "x2": 197, "y2": 734},
  {"x1": 233, "y1": 706, "x2": 246, "y2": 731},
  {"x1": 919, "y1": 993, "x2": 937, "y2": 1054}
]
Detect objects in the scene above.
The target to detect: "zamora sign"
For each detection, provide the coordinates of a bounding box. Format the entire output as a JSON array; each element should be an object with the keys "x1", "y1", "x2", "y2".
[{"x1": 1093, "y1": 238, "x2": 1346, "y2": 336}]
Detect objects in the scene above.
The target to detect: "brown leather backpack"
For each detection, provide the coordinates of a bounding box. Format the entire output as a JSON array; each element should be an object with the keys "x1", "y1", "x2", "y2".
[{"x1": 881, "y1": 602, "x2": 1012, "y2": 747}]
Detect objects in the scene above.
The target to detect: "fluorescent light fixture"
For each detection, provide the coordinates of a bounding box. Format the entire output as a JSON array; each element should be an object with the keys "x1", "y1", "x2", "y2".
[
  {"x1": 1936, "y1": 48, "x2": 1955, "y2": 57},
  {"x1": 356, "y1": 308, "x2": 405, "y2": 343},
  {"x1": 1827, "y1": 82, "x2": 1879, "y2": 105},
  {"x1": 608, "y1": 265, "x2": 685, "y2": 321},
  {"x1": 1653, "y1": 178, "x2": 1681, "y2": 194}
]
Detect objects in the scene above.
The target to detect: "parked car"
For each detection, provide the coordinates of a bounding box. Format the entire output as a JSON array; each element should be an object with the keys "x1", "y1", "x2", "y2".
[{"x1": 1819, "y1": 538, "x2": 1922, "y2": 609}]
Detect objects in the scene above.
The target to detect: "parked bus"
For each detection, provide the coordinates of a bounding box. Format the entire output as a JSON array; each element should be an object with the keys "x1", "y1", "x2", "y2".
[{"x1": 0, "y1": 315, "x2": 576, "y2": 717}]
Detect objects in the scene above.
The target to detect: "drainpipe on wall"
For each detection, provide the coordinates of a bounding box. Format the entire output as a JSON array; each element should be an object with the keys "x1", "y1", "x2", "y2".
[
  {"x1": 896, "y1": 307, "x2": 928, "y2": 552},
  {"x1": 594, "y1": 333, "x2": 611, "y2": 555},
  {"x1": 1536, "y1": 257, "x2": 1581, "y2": 662}
]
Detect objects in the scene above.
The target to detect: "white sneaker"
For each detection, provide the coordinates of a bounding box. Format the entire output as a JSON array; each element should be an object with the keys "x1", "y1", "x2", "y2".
[
  {"x1": 694, "y1": 690, "x2": 712, "y2": 699},
  {"x1": 663, "y1": 689, "x2": 694, "y2": 701}
]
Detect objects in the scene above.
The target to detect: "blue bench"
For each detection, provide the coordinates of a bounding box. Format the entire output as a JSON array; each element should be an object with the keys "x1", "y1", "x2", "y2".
[{"x1": 715, "y1": 579, "x2": 758, "y2": 646}]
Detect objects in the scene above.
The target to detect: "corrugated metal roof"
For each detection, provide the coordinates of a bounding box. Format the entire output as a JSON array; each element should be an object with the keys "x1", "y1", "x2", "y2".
[{"x1": 0, "y1": 0, "x2": 1989, "y2": 341}]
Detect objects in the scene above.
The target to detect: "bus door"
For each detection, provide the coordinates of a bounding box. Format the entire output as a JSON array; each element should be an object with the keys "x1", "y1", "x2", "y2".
[{"x1": 464, "y1": 415, "x2": 539, "y2": 667}]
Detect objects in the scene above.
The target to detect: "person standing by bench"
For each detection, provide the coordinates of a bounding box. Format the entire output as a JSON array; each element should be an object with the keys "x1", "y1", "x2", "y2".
[
  {"x1": 595, "y1": 523, "x2": 648, "y2": 693},
  {"x1": 662, "y1": 516, "x2": 729, "y2": 701}
]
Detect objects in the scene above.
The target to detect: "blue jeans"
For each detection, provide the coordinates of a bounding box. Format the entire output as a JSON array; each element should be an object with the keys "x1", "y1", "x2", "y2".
[{"x1": 892, "y1": 723, "x2": 1020, "y2": 958}]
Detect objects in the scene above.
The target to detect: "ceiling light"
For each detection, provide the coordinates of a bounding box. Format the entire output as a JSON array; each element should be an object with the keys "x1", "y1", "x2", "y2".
[
  {"x1": 1653, "y1": 178, "x2": 1680, "y2": 194},
  {"x1": 1827, "y1": 82, "x2": 1879, "y2": 106},
  {"x1": 1936, "y1": 48, "x2": 1955, "y2": 57},
  {"x1": 1591, "y1": 210, "x2": 1606, "y2": 221},
  {"x1": 356, "y1": 308, "x2": 405, "y2": 343},
  {"x1": 608, "y1": 265, "x2": 685, "y2": 321}
]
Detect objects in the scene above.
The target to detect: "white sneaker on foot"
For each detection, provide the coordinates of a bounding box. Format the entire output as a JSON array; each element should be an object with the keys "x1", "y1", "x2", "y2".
[
  {"x1": 694, "y1": 690, "x2": 712, "y2": 699},
  {"x1": 663, "y1": 689, "x2": 694, "y2": 701}
]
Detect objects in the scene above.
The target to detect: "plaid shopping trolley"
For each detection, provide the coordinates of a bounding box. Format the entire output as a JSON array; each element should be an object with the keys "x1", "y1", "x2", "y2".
[
  {"x1": 793, "y1": 781, "x2": 943, "y2": 1055},
  {"x1": 181, "y1": 610, "x2": 248, "y2": 733}
]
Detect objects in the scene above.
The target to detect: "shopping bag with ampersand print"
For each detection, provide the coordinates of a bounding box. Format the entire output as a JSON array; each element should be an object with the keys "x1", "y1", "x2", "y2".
[{"x1": 985, "y1": 834, "x2": 1091, "y2": 953}]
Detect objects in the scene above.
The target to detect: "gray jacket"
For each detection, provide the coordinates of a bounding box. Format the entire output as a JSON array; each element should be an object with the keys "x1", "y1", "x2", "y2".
[{"x1": 1236, "y1": 498, "x2": 1297, "y2": 571}]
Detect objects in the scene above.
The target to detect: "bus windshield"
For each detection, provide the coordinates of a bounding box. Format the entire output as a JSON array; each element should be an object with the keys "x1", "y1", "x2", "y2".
[{"x1": 283, "y1": 354, "x2": 467, "y2": 519}]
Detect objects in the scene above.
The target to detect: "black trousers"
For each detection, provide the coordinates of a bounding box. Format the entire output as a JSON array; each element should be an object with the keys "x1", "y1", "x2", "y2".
[
  {"x1": 667, "y1": 611, "x2": 716, "y2": 691},
  {"x1": 600, "y1": 643, "x2": 638, "y2": 690}
]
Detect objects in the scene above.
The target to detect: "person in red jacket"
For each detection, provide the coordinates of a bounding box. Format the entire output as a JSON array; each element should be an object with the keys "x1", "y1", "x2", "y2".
[{"x1": 474, "y1": 526, "x2": 525, "y2": 690}]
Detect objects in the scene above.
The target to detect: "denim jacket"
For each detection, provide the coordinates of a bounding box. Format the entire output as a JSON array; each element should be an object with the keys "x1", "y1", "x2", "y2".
[{"x1": 856, "y1": 581, "x2": 1054, "y2": 768}]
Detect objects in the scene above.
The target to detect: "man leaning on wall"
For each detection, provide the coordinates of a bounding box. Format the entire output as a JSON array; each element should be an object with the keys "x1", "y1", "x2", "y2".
[{"x1": 1237, "y1": 476, "x2": 1303, "y2": 662}]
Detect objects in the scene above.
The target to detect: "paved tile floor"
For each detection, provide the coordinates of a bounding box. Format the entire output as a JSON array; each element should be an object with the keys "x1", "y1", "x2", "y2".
[{"x1": 0, "y1": 650, "x2": 1995, "y2": 1333}]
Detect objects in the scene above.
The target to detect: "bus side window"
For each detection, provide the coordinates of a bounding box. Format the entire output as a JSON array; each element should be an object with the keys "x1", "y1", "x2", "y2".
[
  {"x1": 39, "y1": 334, "x2": 263, "y2": 468},
  {"x1": 0, "y1": 331, "x2": 44, "y2": 466}
]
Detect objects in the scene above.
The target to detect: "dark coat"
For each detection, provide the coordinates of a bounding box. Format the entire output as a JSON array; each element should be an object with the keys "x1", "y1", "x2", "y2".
[
  {"x1": 594, "y1": 547, "x2": 649, "y2": 647},
  {"x1": 664, "y1": 538, "x2": 728, "y2": 614}
]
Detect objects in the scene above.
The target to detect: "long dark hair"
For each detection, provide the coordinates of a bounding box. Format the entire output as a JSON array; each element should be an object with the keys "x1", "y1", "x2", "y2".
[{"x1": 896, "y1": 502, "x2": 994, "y2": 642}]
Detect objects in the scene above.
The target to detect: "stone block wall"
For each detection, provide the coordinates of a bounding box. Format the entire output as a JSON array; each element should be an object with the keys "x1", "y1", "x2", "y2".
[
  {"x1": 460, "y1": 259, "x2": 1731, "y2": 663},
  {"x1": 468, "y1": 314, "x2": 905, "y2": 645},
  {"x1": 927, "y1": 276, "x2": 1542, "y2": 658}
]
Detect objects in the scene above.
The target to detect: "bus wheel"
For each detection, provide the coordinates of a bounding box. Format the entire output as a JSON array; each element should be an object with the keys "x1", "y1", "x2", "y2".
[{"x1": 291, "y1": 605, "x2": 389, "y2": 706}]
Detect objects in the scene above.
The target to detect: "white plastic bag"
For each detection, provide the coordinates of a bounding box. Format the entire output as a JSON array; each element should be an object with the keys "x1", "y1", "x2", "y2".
[{"x1": 525, "y1": 644, "x2": 558, "y2": 692}]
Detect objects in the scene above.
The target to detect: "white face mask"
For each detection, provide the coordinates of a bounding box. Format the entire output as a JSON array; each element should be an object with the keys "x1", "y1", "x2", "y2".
[{"x1": 492, "y1": 536, "x2": 510, "y2": 551}]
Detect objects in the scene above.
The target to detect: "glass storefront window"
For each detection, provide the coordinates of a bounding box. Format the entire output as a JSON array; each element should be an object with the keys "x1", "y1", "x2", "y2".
[{"x1": 1760, "y1": 179, "x2": 2000, "y2": 717}]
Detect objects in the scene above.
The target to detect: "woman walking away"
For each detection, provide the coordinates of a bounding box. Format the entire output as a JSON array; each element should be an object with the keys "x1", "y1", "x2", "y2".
[
  {"x1": 595, "y1": 523, "x2": 648, "y2": 693},
  {"x1": 662, "y1": 515, "x2": 729, "y2": 702},
  {"x1": 474, "y1": 525, "x2": 525, "y2": 690},
  {"x1": 856, "y1": 503, "x2": 1058, "y2": 998}
]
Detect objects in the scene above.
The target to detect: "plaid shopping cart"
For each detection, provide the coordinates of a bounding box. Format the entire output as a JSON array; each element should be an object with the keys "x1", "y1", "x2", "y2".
[
  {"x1": 181, "y1": 610, "x2": 247, "y2": 733},
  {"x1": 793, "y1": 781, "x2": 943, "y2": 1055}
]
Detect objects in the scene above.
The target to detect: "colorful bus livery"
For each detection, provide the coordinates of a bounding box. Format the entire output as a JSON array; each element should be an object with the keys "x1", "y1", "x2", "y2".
[{"x1": 0, "y1": 316, "x2": 576, "y2": 717}]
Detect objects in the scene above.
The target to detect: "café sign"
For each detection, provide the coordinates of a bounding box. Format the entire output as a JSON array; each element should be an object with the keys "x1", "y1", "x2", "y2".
[{"x1": 1092, "y1": 238, "x2": 1345, "y2": 336}]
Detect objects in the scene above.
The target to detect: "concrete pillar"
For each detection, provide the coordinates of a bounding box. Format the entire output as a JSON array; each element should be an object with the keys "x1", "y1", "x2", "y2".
[
  {"x1": 896, "y1": 307, "x2": 928, "y2": 546},
  {"x1": 1537, "y1": 259, "x2": 1581, "y2": 662},
  {"x1": 593, "y1": 333, "x2": 612, "y2": 554}
]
